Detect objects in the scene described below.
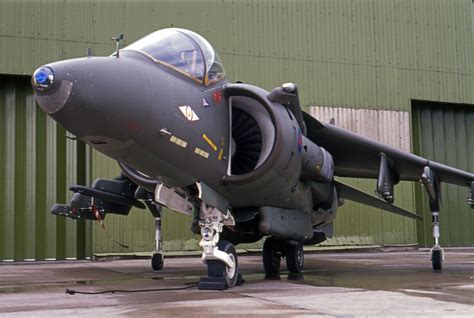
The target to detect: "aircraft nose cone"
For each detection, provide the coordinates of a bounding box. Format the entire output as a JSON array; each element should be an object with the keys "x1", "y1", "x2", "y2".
[
  {"x1": 32, "y1": 65, "x2": 74, "y2": 114},
  {"x1": 32, "y1": 66, "x2": 54, "y2": 89},
  {"x1": 32, "y1": 56, "x2": 152, "y2": 140}
]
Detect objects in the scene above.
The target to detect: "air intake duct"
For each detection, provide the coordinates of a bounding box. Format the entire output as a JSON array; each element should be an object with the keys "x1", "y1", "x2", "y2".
[{"x1": 231, "y1": 107, "x2": 263, "y2": 175}]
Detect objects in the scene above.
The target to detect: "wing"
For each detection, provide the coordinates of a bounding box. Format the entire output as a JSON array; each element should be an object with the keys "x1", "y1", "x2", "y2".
[{"x1": 302, "y1": 111, "x2": 474, "y2": 187}]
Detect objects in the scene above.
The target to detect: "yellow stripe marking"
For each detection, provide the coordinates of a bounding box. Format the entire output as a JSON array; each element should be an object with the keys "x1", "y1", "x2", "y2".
[
  {"x1": 202, "y1": 134, "x2": 218, "y2": 151},
  {"x1": 218, "y1": 149, "x2": 224, "y2": 160}
]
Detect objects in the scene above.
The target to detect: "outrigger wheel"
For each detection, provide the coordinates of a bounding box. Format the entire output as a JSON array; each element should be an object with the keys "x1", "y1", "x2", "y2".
[
  {"x1": 151, "y1": 252, "x2": 164, "y2": 271},
  {"x1": 206, "y1": 240, "x2": 240, "y2": 288},
  {"x1": 431, "y1": 248, "x2": 442, "y2": 271},
  {"x1": 263, "y1": 237, "x2": 304, "y2": 275}
]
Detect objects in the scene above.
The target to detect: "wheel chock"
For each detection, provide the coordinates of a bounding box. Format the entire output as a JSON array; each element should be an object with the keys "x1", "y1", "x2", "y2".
[{"x1": 198, "y1": 277, "x2": 228, "y2": 290}]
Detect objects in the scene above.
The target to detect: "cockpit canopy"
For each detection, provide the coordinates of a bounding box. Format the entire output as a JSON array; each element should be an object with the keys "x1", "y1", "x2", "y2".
[{"x1": 123, "y1": 28, "x2": 225, "y2": 85}]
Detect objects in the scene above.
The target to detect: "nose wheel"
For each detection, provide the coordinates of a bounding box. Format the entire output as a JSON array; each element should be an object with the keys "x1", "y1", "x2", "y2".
[
  {"x1": 206, "y1": 240, "x2": 239, "y2": 288},
  {"x1": 197, "y1": 202, "x2": 240, "y2": 290}
]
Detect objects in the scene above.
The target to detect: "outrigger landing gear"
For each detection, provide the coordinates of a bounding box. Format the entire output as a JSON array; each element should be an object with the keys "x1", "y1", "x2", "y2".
[
  {"x1": 143, "y1": 199, "x2": 164, "y2": 271},
  {"x1": 429, "y1": 207, "x2": 444, "y2": 270},
  {"x1": 151, "y1": 216, "x2": 164, "y2": 270},
  {"x1": 262, "y1": 237, "x2": 304, "y2": 275},
  {"x1": 198, "y1": 202, "x2": 239, "y2": 290},
  {"x1": 421, "y1": 166, "x2": 444, "y2": 271}
]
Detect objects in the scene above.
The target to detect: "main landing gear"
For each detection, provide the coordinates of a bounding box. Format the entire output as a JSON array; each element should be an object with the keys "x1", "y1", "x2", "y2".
[
  {"x1": 263, "y1": 237, "x2": 304, "y2": 275},
  {"x1": 198, "y1": 202, "x2": 240, "y2": 290}
]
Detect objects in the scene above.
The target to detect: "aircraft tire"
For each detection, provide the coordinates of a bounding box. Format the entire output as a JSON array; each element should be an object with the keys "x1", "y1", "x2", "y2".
[
  {"x1": 207, "y1": 240, "x2": 239, "y2": 288},
  {"x1": 263, "y1": 237, "x2": 282, "y2": 275},
  {"x1": 432, "y1": 249, "x2": 442, "y2": 271},
  {"x1": 151, "y1": 253, "x2": 164, "y2": 271},
  {"x1": 286, "y1": 242, "x2": 304, "y2": 273}
]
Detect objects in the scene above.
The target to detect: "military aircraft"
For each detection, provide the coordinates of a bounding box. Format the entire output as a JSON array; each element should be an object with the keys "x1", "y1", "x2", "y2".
[{"x1": 32, "y1": 28, "x2": 474, "y2": 290}]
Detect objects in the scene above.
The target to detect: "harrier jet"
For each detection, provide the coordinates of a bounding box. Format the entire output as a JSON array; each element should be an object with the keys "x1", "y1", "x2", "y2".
[{"x1": 32, "y1": 28, "x2": 474, "y2": 289}]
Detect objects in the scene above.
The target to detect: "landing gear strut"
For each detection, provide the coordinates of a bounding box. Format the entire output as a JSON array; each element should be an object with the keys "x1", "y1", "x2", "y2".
[
  {"x1": 429, "y1": 209, "x2": 444, "y2": 270},
  {"x1": 198, "y1": 202, "x2": 239, "y2": 290},
  {"x1": 144, "y1": 200, "x2": 164, "y2": 271},
  {"x1": 151, "y1": 216, "x2": 164, "y2": 270},
  {"x1": 262, "y1": 237, "x2": 304, "y2": 275},
  {"x1": 421, "y1": 166, "x2": 444, "y2": 271}
]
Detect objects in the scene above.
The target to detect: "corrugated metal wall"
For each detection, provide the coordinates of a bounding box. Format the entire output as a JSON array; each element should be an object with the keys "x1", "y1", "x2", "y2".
[
  {"x1": 310, "y1": 107, "x2": 417, "y2": 245},
  {"x1": 0, "y1": 76, "x2": 91, "y2": 261},
  {"x1": 412, "y1": 101, "x2": 474, "y2": 247},
  {"x1": 0, "y1": 0, "x2": 472, "y2": 110}
]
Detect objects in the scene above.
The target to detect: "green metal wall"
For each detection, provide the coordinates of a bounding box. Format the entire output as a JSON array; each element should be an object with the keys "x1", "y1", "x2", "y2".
[
  {"x1": 0, "y1": 76, "x2": 91, "y2": 261},
  {"x1": 412, "y1": 101, "x2": 474, "y2": 247},
  {"x1": 0, "y1": 0, "x2": 472, "y2": 110}
]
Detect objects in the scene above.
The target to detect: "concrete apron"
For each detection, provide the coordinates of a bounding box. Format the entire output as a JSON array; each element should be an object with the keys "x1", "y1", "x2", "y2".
[{"x1": 0, "y1": 250, "x2": 473, "y2": 316}]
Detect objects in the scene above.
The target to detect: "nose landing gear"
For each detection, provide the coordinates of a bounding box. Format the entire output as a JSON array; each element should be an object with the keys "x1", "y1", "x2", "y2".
[
  {"x1": 206, "y1": 240, "x2": 239, "y2": 288},
  {"x1": 197, "y1": 202, "x2": 240, "y2": 290}
]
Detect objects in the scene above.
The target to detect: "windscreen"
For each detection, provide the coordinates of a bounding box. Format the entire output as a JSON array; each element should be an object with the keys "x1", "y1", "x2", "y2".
[{"x1": 124, "y1": 28, "x2": 225, "y2": 84}]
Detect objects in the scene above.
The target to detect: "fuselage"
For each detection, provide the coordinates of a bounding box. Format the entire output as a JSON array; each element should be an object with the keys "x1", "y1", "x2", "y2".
[{"x1": 32, "y1": 29, "x2": 337, "y2": 228}]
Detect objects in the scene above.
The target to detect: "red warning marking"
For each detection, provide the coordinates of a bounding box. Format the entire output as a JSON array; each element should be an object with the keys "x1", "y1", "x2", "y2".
[{"x1": 213, "y1": 90, "x2": 222, "y2": 104}]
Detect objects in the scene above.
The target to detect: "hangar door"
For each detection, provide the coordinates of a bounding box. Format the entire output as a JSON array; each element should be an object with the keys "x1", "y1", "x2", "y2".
[
  {"x1": 412, "y1": 100, "x2": 474, "y2": 247},
  {"x1": 0, "y1": 76, "x2": 91, "y2": 261}
]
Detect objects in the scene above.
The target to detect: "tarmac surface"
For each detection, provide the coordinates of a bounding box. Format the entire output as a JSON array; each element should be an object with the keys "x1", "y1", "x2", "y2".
[{"x1": 1, "y1": 249, "x2": 474, "y2": 317}]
